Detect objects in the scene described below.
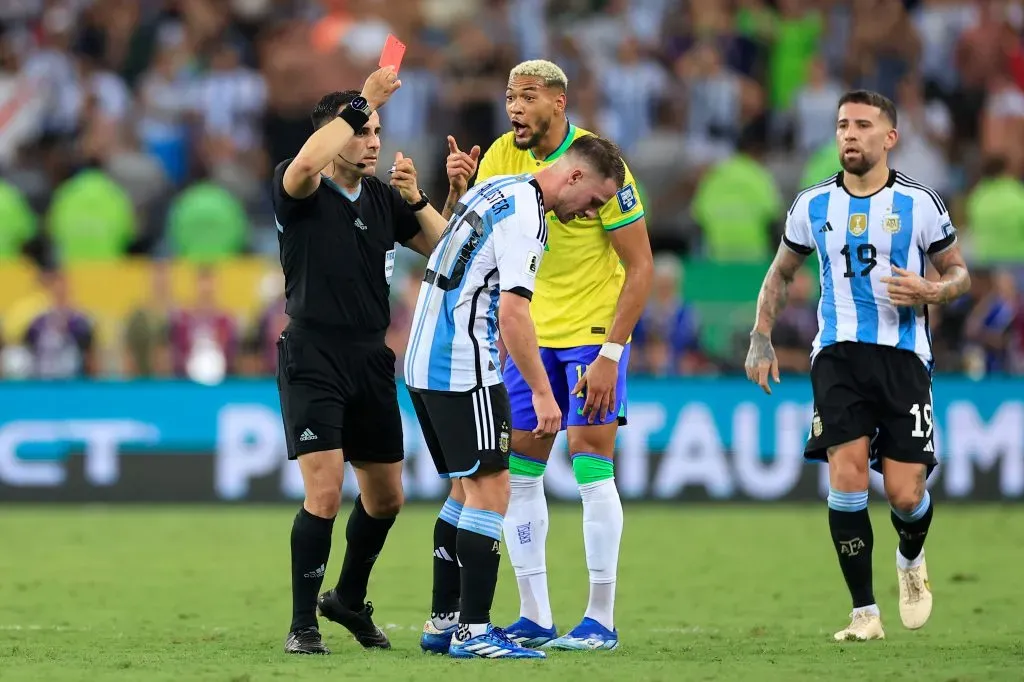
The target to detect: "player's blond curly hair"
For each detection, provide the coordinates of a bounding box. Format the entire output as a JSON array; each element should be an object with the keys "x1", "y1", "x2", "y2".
[{"x1": 508, "y1": 60, "x2": 568, "y2": 91}]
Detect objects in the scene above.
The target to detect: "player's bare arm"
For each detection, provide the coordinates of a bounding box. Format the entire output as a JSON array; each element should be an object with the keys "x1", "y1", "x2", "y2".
[
  {"x1": 573, "y1": 219, "x2": 654, "y2": 423},
  {"x1": 881, "y1": 244, "x2": 970, "y2": 307},
  {"x1": 498, "y1": 293, "x2": 561, "y2": 437},
  {"x1": 746, "y1": 242, "x2": 807, "y2": 394},
  {"x1": 388, "y1": 151, "x2": 447, "y2": 255},
  {"x1": 283, "y1": 67, "x2": 400, "y2": 199},
  {"x1": 443, "y1": 135, "x2": 481, "y2": 219}
]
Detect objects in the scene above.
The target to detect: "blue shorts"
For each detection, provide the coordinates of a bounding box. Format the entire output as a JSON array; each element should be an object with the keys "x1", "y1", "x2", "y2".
[{"x1": 503, "y1": 344, "x2": 630, "y2": 432}]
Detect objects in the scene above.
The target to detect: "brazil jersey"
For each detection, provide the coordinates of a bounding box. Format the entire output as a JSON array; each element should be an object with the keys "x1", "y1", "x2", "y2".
[{"x1": 474, "y1": 124, "x2": 645, "y2": 348}]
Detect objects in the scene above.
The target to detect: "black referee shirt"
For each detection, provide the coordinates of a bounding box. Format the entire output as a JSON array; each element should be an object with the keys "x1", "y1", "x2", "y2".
[{"x1": 272, "y1": 159, "x2": 422, "y2": 335}]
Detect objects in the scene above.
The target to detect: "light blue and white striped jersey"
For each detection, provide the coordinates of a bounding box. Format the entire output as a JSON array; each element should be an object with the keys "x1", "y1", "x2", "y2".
[
  {"x1": 405, "y1": 174, "x2": 547, "y2": 392},
  {"x1": 783, "y1": 169, "x2": 958, "y2": 370}
]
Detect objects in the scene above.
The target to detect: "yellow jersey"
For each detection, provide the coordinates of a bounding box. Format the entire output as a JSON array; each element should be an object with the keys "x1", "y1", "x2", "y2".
[{"x1": 474, "y1": 124, "x2": 645, "y2": 348}]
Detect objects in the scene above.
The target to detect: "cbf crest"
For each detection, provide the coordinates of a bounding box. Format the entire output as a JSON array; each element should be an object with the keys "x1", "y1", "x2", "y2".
[{"x1": 848, "y1": 213, "x2": 868, "y2": 237}]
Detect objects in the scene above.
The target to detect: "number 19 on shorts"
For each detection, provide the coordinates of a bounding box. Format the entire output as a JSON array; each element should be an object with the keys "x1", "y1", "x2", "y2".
[{"x1": 910, "y1": 402, "x2": 933, "y2": 438}]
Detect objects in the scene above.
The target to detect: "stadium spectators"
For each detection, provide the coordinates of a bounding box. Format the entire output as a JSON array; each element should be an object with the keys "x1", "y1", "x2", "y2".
[{"x1": 0, "y1": 0, "x2": 1022, "y2": 380}]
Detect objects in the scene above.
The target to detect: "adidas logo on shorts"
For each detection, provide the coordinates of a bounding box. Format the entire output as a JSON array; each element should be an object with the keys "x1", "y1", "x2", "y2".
[{"x1": 299, "y1": 428, "x2": 317, "y2": 442}]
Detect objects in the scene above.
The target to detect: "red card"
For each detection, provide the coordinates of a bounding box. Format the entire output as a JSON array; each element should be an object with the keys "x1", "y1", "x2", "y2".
[{"x1": 378, "y1": 34, "x2": 406, "y2": 74}]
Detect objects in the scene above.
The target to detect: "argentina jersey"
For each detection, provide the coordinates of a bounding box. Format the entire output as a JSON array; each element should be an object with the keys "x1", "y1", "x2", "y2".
[
  {"x1": 405, "y1": 174, "x2": 547, "y2": 392},
  {"x1": 783, "y1": 169, "x2": 957, "y2": 370}
]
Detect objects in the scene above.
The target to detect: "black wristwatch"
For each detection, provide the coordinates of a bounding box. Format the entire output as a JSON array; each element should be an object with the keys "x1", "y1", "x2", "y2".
[
  {"x1": 347, "y1": 96, "x2": 370, "y2": 115},
  {"x1": 407, "y1": 189, "x2": 430, "y2": 212},
  {"x1": 338, "y1": 96, "x2": 372, "y2": 130}
]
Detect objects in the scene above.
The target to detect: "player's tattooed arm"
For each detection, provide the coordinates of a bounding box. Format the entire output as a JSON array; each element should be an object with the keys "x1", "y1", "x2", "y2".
[
  {"x1": 746, "y1": 243, "x2": 806, "y2": 394},
  {"x1": 926, "y1": 244, "x2": 971, "y2": 305},
  {"x1": 752, "y1": 242, "x2": 806, "y2": 336}
]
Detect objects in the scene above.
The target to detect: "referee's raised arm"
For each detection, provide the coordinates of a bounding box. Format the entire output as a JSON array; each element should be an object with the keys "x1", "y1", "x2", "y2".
[{"x1": 282, "y1": 66, "x2": 401, "y2": 200}]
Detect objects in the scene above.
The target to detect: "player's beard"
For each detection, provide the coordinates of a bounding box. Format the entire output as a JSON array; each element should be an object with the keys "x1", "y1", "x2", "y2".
[
  {"x1": 839, "y1": 151, "x2": 877, "y2": 177},
  {"x1": 513, "y1": 117, "x2": 552, "y2": 151}
]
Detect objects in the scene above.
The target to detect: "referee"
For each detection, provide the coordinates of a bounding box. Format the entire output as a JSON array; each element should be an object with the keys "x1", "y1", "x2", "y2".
[{"x1": 273, "y1": 66, "x2": 446, "y2": 655}]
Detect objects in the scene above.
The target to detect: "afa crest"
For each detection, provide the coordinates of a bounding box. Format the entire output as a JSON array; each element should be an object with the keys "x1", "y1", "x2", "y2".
[
  {"x1": 847, "y1": 213, "x2": 868, "y2": 237},
  {"x1": 812, "y1": 412, "x2": 823, "y2": 438},
  {"x1": 883, "y1": 213, "x2": 901, "y2": 234},
  {"x1": 499, "y1": 421, "x2": 510, "y2": 454}
]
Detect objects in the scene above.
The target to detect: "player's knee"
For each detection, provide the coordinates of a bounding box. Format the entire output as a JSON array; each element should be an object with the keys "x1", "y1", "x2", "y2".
[
  {"x1": 361, "y1": 489, "x2": 404, "y2": 518},
  {"x1": 827, "y1": 443, "x2": 870, "y2": 490},
  {"x1": 305, "y1": 486, "x2": 343, "y2": 518},
  {"x1": 887, "y1": 487, "x2": 924, "y2": 515}
]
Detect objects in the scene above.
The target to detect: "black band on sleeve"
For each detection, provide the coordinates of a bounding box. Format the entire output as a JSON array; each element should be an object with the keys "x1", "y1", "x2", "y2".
[
  {"x1": 926, "y1": 233, "x2": 956, "y2": 254},
  {"x1": 504, "y1": 286, "x2": 533, "y2": 301},
  {"x1": 782, "y1": 235, "x2": 814, "y2": 255},
  {"x1": 338, "y1": 106, "x2": 369, "y2": 132}
]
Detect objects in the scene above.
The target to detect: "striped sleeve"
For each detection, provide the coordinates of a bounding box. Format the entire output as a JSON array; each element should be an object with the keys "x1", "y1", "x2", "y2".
[
  {"x1": 782, "y1": 194, "x2": 815, "y2": 255},
  {"x1": 493, "y1": 184, "x2": 545, "y2": 300}
]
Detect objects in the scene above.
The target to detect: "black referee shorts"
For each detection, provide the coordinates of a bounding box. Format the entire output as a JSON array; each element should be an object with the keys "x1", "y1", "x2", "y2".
[
  {"x1": 805, "y1": 341, "x2": 937, "y2": 475},
  {"x1": 409, "y1": 384, "x2": 511, "y2": 479},
  {"x1": 276, "y1": 321, "x2": 403, "y2": 462}
]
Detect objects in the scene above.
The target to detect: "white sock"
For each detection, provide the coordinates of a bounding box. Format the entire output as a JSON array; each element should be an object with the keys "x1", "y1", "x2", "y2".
[
  {"x1": 580, "y1": 478, "x2": 623, "y2": 631},
  {"x1": 432, "y1": 612, "x2": 459, "y2": 630},
  {"x1": 853, "y1": 604, "x2": 880, "y2": 617},
  {"x1": 502, "y1": 474, "x2": 552, "y2": 629},
  {"x1": 897, "y1": 547, "x2": 925, "y2": 570},
  {"x1": 455, "y1": 622, "x2": 489, "y2": 640}
]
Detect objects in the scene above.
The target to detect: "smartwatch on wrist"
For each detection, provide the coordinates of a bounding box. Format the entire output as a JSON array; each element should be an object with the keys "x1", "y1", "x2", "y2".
[{"x1": 407, "y1": 189, "x2": 430, "y2": 212}]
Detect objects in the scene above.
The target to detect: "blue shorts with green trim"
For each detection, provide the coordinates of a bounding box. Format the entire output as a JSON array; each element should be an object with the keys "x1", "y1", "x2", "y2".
[{"x1": 503, "y1": 344, "x2": 630, "y2": 432}]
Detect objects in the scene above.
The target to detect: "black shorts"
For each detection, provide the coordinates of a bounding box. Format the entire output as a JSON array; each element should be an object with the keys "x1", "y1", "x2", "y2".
[
  {"x1": 805, "y1": 341, "x2": 936, "y2": 474},
  {"x1": 409, "y1": 383, "x2": 512, "y2": 479},
  {"x1": 276, "y1": 321, "x2": 403, "y2": 462}
]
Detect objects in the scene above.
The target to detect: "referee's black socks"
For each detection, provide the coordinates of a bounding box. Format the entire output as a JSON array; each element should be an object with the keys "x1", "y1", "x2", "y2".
[
  {"x1": 290, "y1": 507, "x2": 335, "y2": 632},
  {"x1": 891, "y1": 490, "x2": 933, "y2": 564},
  {"x1": 336, "y1": 495, "x2": 396, "y2": 610},
  {"x1": 827, "y1": 489, "x2": 876, "y2": 608}
]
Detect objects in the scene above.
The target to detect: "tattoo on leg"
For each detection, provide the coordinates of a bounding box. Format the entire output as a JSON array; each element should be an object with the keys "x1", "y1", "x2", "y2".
[{"x1": 913, "y1": 467, "x2": 926, "y2": 503}]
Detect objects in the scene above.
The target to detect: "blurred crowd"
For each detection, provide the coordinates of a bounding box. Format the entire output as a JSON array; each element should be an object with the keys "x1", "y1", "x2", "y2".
[{"x1": 1, "y1": 0, "x2": 1024, "y2": 381}]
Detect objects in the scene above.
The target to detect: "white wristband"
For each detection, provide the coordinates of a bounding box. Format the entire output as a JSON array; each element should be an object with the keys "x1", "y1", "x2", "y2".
[{"x1": 598, "y1": 342, "x2": 624, "y2": 363}]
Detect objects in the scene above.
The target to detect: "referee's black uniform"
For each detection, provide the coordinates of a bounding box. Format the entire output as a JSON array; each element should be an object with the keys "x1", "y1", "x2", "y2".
[{"x1": 272, "y1": 160, "x2": 422, "y2": 463}]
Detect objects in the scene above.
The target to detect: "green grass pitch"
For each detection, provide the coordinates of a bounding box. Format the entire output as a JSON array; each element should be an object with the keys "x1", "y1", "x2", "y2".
[{"x1": 1, "y1": 504, "x2": 1021, "y2": 681}]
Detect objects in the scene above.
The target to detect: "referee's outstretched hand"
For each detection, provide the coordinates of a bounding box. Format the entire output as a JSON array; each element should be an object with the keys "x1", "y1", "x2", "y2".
[{"x1": 360, "y1": 66, "x2": 402, "y2": 111}]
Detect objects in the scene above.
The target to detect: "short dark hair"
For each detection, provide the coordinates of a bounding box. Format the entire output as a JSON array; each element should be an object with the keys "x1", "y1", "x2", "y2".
[
  {"x1": 311, "y1": 90, "x2": 361, "y2": 129},
  {"x1": 837, "y1": 89, "x2": 898, "y2": 127},
  {"x1": 566, "y1": 135, "x2": 627, "y2": 188}
]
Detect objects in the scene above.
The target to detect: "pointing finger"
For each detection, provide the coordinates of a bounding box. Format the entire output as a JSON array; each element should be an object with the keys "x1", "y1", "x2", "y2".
[
  {"x1": 470, "y1": 145, "x2": 481, "y2": 161},
  {"x1": 447, "y1": 135, "x2": 460, "y2": 154}
]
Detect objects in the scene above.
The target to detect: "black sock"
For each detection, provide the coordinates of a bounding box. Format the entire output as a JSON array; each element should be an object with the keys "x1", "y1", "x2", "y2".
[
  {"x1": 891, "y1": 491, "x2": 933, "y2": 562},
  {"x1": 336, "y1": 495, "x2": 396, "y2": 609},
  {"x1": 432, "y1": 498, "x2": 463, "y2": 617},
  {"x1": 290, "y1": 507, "x2": 335, "y2": 632},
  {"x1": 827, "y1": 489, "x2": 875, "y2": 608},
  {"x1": 456, "y1": 507, "x2": 504, "y2": 626}
]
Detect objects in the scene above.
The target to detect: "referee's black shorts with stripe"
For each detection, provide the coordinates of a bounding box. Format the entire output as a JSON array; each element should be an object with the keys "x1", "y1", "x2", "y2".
[{"x1": 409, "y1": 383, "x2": 512, "y2": 479}]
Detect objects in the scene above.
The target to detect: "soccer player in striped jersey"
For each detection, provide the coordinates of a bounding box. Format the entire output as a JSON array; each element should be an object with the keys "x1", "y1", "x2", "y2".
[
  {"x1": 745, "y1": 90, "x2": 971, "y2": 641},
  {"x1": 402, "y1": 135, "x2": 627, "y2": 659},
  {"x1": 443, "y1": 59, "x2": 653, "y2": 652}
]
